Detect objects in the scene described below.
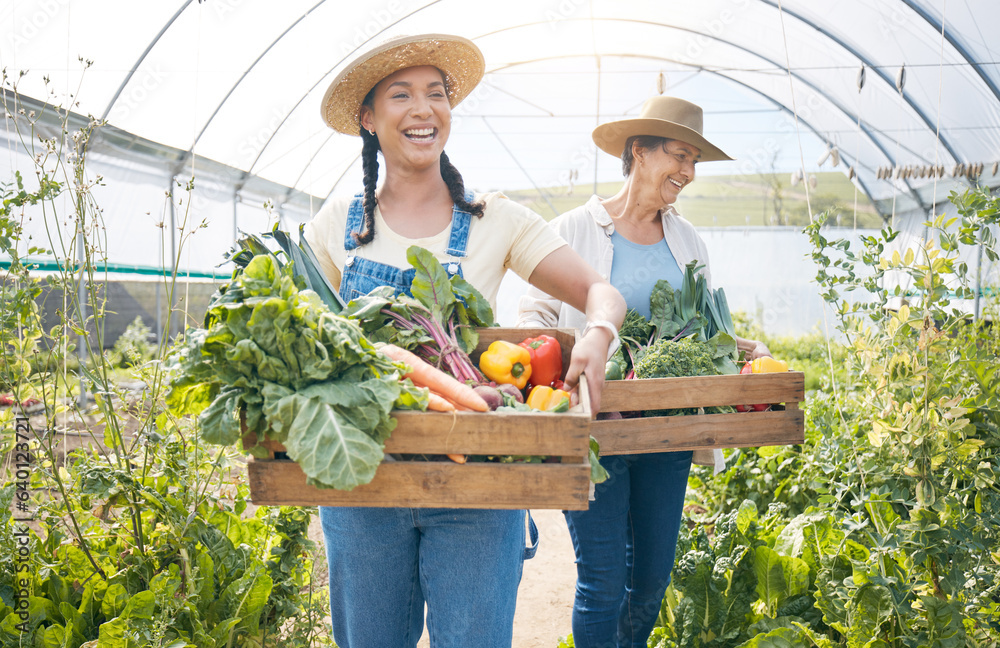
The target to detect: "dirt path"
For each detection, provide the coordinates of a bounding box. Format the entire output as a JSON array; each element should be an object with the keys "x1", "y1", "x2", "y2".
[{"x1": 510, "y1": 508, "x2": 578, "y2": 647}]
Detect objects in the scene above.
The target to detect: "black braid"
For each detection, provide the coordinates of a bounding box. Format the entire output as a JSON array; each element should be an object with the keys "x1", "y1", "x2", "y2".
[
  {"x1": 355, "y1": 127, "x2": 380, "y2": 245},
  {"x1": 440, "y1": 151, "x2": 485, "y2": 218}
]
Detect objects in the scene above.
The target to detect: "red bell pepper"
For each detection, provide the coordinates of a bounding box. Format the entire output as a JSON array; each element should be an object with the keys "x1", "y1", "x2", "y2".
[{"x1": 519, "y1": 334, "x2": 562, "y2": 390}]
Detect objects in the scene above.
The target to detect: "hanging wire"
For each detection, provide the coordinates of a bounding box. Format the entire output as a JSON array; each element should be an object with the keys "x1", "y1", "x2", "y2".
[
  {"x1": 852, "y1": 65, "x2": 864, "y2": 231},
  {"x1": 777, "y1": 0, "x2": 870, "y2": 493},
  {"x1": 775, "y1": 0, "x2": 813, "y2": 224},
  {"x1": 930, "y1": 1, "x2": 948, "y2": 219}
]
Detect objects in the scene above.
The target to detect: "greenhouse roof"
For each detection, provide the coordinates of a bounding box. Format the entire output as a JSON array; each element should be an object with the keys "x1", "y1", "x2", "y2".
[{"x1": 2, "y1": 0, "x2": 999, "y2": 220}]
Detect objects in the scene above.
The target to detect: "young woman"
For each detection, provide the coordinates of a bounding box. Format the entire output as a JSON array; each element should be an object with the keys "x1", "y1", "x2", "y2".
[
  {"x1": 518, "y1": 96, "x2": 771, "y2": 648},
  {"x1": 303, "y1": 34, "x2": 625, "y2": 648}
]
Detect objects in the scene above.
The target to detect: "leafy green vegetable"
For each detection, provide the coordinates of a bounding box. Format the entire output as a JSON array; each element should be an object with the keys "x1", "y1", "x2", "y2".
[
  {"x1": 634, "y1": 337, "x2": 717, "y2": 380},
  {"x1": 612, "y1": 262, "x2": 739, "y2": 384},
  {"x1": 589, "y1": 436, "x2": 609, "y2": 483},
  {"x1": 166, "y1": 250, "x2": 425, "y2": 490},
  {"x1": 344, "y1": 245, "x2": 494, "y2": 384}
]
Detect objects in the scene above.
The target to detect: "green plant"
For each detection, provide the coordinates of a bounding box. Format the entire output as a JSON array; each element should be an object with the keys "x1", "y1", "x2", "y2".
[
  {"x1": 663, "y1": 189, "x2": 1000, "y2": 647},
  {"x1": 1, "y1": 69, "x2": 331, "y2": 647},
  {"x1": 108, "y1": 316, "x2": 157, "y2": 369}
]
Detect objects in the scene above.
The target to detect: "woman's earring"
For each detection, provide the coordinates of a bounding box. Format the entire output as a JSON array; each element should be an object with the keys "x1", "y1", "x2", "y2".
[{"x1": 368, "y1": 129, "x2": 375, "y2": 136}]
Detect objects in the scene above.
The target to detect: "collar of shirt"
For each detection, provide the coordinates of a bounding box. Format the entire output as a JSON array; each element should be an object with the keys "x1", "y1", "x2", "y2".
[{"x1": 585, "y1": 193, "x2": 680, "y2": 234}]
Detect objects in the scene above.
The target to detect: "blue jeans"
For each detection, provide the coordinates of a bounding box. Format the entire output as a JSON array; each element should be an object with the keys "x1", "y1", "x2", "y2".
[
  {"x1": 563, "y1": 451, "x2": 693, "y2": 648},
  {"x1": 320, "y1": 506, "x2": 537, "y2": 648}
]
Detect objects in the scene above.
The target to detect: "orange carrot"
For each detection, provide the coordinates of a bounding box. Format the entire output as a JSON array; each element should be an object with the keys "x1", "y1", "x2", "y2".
[
  {"x1": 426, "y1": 391, "x2": 456, "y2": 412},
  {"x1": 424, "y1": 392, "x2": 467, "y2": 463},
  {"x1": 380, "y1": 344, "x2": 489, "y2": 412}
]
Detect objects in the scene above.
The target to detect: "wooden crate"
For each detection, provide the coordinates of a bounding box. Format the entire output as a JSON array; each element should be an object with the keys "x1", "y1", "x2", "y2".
[
  {"x1": 591, "y1": 372, "x2": 805, "y2": 455},
  {"x1": 244, "y1": 328, "x2": 593, "y2": 509}
]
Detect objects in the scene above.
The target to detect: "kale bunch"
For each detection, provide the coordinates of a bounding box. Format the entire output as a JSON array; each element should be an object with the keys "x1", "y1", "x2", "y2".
[
  {"x1": 633, "y1": 336, "x2": 733, "y2": 416},
  {"x1": 633, "y1": 336, "x2": 718, "y2": 380}
]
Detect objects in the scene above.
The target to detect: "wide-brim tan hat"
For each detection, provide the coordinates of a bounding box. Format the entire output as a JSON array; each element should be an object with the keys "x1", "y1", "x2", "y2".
[
  {"x1": 320, "y1": 33, "x2": 485, "y2": 135},
  {"x1": 592, "y1": 96, "x2": 733, "y2": 162}
]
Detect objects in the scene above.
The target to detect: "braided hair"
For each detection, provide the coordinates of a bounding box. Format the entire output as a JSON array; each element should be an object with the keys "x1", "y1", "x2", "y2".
[
  {"x1": 441, "y1": 151, "x2": 485, "y2": 219},
  {"x1": 355, "y1": 126, "x2": 380, "y2": 245},
  {"x1": 353, "y1": 75, "x2": 485, "y2": 246}
]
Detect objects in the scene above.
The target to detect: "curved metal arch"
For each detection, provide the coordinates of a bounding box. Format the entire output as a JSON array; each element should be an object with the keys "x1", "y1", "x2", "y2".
[
  {"x1": 754, "y1": 0, "x2": 961, "y2": 165},
  {"x1": 898, "y1": 0, "x2": 1000, "y2": 105},
  {"x1": 236, "y1": 1, "x2": 444, "y2": 179},
  {"x1": 478, "y1": 19, "x2": 929, "y2": 209},
  {"x1": 100, "y1": 0, "x2": 196, "y2": 122},
  {"x1": 288, "y1": 129, "x2": 337, "y2": 199},
  {"x1": 478, "y1": 18, "x2": 932, "y2": 167},
  {"x1": 186, "y1": 0, "x2": 330, "y2": 154},
  {"x1": 694, "y1": 69, "x2": 886, "y2": 219},
  {"x1": 486, "y1": 51, "x2": 885, "y2": 216}
]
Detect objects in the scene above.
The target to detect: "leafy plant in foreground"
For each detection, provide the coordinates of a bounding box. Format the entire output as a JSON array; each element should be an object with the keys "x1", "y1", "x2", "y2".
[
  {"x1": 1, "y1": 71, "x2": 332, "y2": 647},
  {"x1": 656, "y1": 188, "x2": 1000, "y2": 647}
]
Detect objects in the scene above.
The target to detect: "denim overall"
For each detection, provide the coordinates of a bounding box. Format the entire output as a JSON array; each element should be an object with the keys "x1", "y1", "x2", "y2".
[{"x1": 320, "y1": 191, "x2": 538, "y2": 648}]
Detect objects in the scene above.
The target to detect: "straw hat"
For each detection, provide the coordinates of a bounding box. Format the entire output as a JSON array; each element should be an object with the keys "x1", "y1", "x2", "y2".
[
  {"x1": 320, "y1": 34, "x2": 485, "y2": 135},
  {"x1": 592, "y1": 96, "x2": 732, "y2": 162}
]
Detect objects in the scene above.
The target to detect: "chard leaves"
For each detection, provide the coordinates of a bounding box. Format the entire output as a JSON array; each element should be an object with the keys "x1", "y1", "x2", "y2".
[{"x1": 167, "y1": 248, "x2": 425, "y2": 491}]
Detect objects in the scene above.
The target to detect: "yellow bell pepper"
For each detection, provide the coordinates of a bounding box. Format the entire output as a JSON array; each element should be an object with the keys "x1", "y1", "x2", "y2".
[
  {"x1": 750, "y1": 357, "x2": 789, "y2": 373},
  {"x1": 525, "y1": 385, "x2": 571, "y2": 412},
  {"x1": 479, "y1": 340, "x2": 532, "y2": 389}
]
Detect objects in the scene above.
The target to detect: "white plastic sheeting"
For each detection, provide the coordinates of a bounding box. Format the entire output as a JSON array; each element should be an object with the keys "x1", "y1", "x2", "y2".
[{"x1": 4, "y1": 1, "x2": 999, "y2": 206}]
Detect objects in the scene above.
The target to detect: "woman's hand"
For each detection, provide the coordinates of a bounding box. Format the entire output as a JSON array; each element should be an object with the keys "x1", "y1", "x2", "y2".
[
  {"x1": 562, "y1": 327, "x2": 615, "y2": 416},
  {"x1": 527, "y1": 246, "x2": 626, "y2": 417},
  {"x1": 736, "y1": 335, "x2": 771, "y2": 360}
]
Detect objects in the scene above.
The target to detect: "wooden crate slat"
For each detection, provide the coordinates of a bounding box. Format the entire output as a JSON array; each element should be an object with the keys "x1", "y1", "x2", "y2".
[
  {"x1": 600, "y1": 372, "x2": 804, "y2": 412},
  {"x1": 592, "y1": 409, "x2": 804, "y2": 455},
  {"x1": 244, "y1": 400, "x2": 591, "y2": 456},
  {"x1": 248, "y1": 459, "x2": 591, "y2": 509},
  {"x1": 386, "y1": 411, "x2": 590, "y2": 455}
]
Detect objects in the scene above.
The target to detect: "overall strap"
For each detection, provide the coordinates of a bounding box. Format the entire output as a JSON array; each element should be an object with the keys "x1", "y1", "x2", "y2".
[
  {"x1": 444, "y1": 189, "x2": 476, "y2": 258},
  {"x1": 343, "y1": 193, "x2": 366, "y2": 252}
]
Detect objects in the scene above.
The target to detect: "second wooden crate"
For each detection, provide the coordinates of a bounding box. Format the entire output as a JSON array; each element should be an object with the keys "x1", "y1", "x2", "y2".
[{"x1": 592, "y1": 372, "x2": 805, "y2": 455}]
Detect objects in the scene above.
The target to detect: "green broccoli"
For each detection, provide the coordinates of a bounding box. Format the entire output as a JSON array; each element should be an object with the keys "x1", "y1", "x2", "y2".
[
  {"x1": 633, "y1": 337, "x2": 718, "y2": 380},
  {"x1": 633, "y1": 337, "x2": 734, "y2": 416}
]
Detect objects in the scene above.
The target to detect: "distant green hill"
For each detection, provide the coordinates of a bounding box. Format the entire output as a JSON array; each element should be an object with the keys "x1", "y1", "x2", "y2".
[{"x1": 503, "y1": 171, "x2": 882, "y2": 228}]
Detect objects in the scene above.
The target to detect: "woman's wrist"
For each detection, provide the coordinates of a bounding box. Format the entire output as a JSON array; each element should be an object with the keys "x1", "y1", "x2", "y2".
[{"x1": 582, "y1": 319, "x2": 620, "y2": 358}]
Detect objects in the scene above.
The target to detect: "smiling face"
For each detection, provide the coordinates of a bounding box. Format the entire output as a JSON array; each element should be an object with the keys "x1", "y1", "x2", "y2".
[
  {"x1": 359, "y1": 65, "x2": 451, "y2": 173},
  {"x1": 635, "y1": 139, "x2": 701, "y2": 207}
]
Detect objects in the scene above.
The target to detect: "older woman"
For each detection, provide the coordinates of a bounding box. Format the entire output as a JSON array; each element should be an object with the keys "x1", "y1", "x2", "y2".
[
  {"x1": 517, "y1": 96, "x2": 771, "y2": 648},
  {"x1": 304, "y1": 34, "x2": 625, "y2": 648}
]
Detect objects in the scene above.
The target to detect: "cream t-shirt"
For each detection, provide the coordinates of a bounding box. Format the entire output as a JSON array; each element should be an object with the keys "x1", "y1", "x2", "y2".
[{"x1": 303, "y1": 191, "x2": 566, "y2": 311}]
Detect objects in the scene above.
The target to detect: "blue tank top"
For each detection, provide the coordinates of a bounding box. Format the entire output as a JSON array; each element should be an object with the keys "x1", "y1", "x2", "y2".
[{"x1": 609, "y1": 230, "x2": 684, "y2": 319}]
